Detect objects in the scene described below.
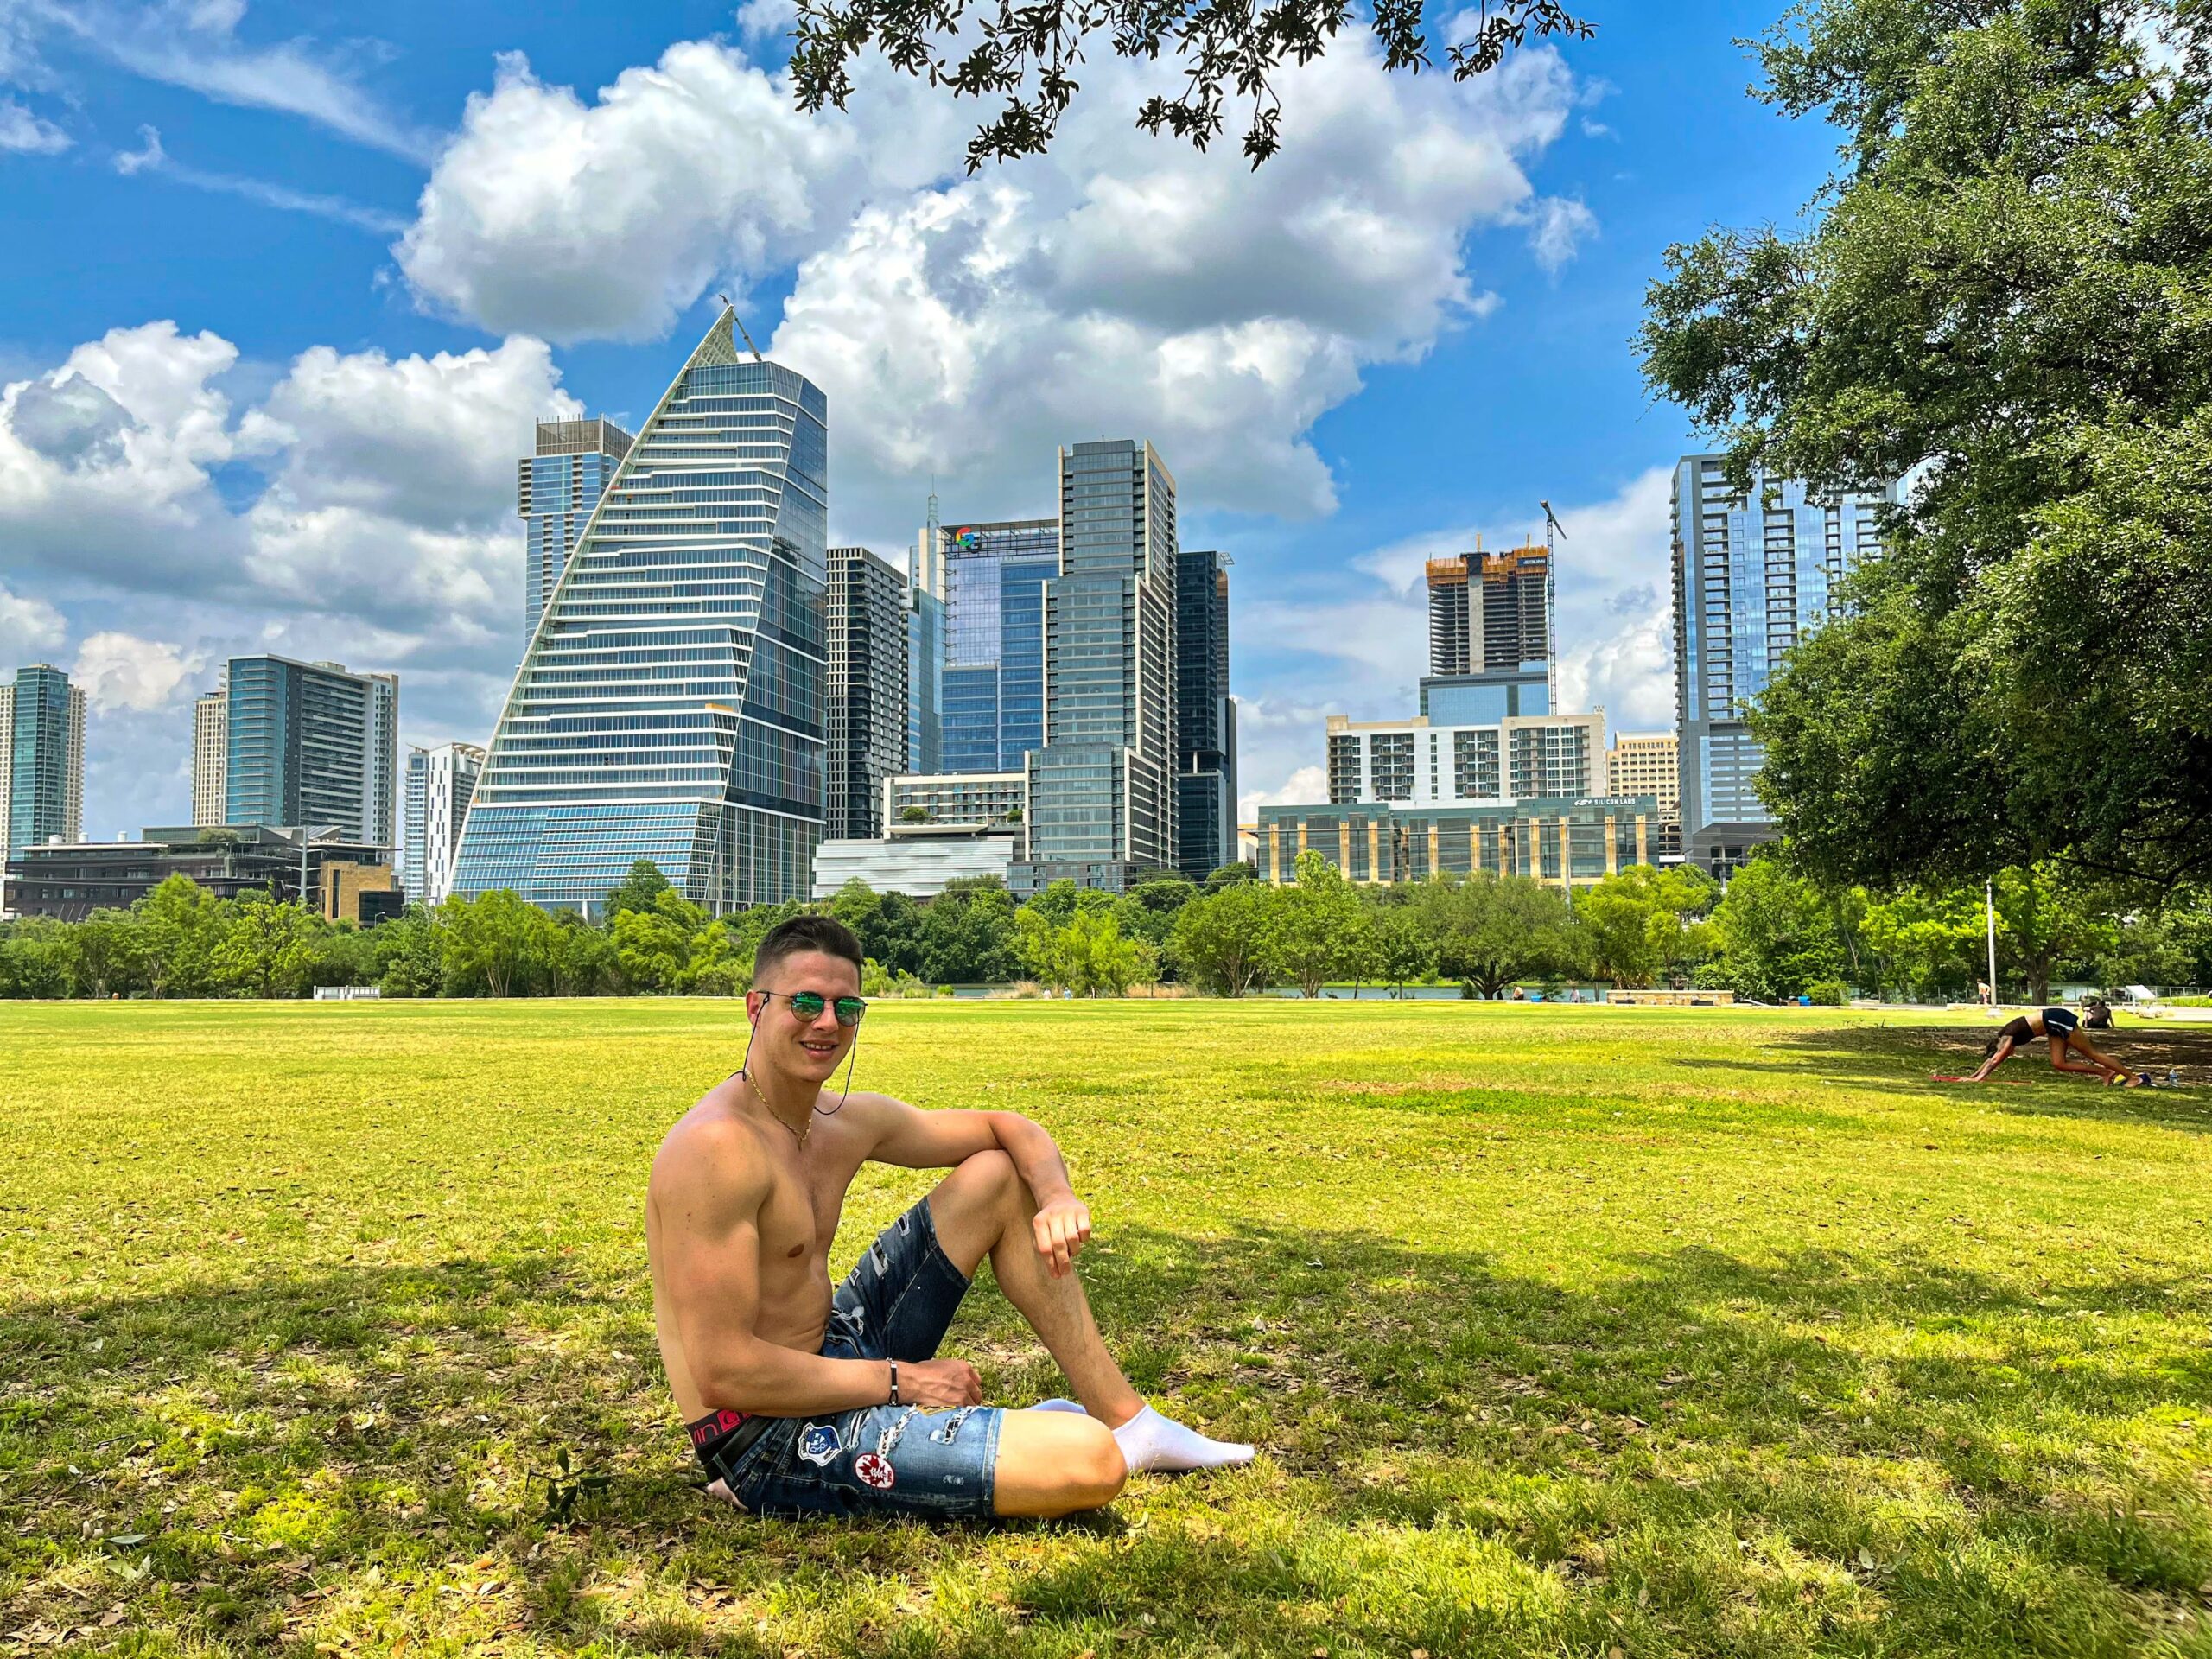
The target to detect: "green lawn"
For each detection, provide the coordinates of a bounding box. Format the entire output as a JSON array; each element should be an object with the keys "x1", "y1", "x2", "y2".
[{"x1": 4, "y1": 1001, "x2": 2211, "y2": 1657}]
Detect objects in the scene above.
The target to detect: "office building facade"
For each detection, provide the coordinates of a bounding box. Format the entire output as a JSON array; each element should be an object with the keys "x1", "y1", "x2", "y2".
[
  {"x1": 5, "y1": 823, "x2": 389, "y2": 923},
  {"x1": 1018, "y1": 439, "x2": 1179, "y2": 893},
  {"x1": 521, "y1": 416, "x2": 635, "y2": 644},
  {"x1": 1325, "y1": 711, "x2": 1606, "y2": 808},
  {"x1": 2, "y1": 664, "x2": 85, "y2": 856},
  {"x1": 1175, "y1": 546, "x2": 1237, "y2": 880},
  {"x1": 454, "y1": 310, "x2": 830, "y2": 914},
  {"x1": 906, "y1": 514, "x2": 944, "y2": 774},
  {"x1": 223, "y1": 656, "x2": 398, "y2": 846},
  {"x1": 1673, "y1": 455, "x2": 1898, "y2": 870},
  {"x1": 192, "y1": 683, "x2": 227, "y2": 827},
  {"x1": 1427, "y1": 545, "x2": 1552, "y2": 676},
  {"x1": 936, "y1": 518, "x2": 1057, "y2": 774},
  {"x1": 1256, "y1": 796, "x2": 1671, "y2": 890},
  {"x1": 403, "y1": 741, "x2": 485, "y2": 906},
  {"x1": 887, "y1": 770, "x2": 1027, "y2": 835},
  {"x1": 826, "y1": 546, "x2": 910, "y2": 841},
  {"x1": 1608, "y1": 732, "x2": 1680, "y2": 815}
]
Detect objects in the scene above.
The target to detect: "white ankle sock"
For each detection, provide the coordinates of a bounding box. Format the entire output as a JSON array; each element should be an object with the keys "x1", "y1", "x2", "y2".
[{"x1": 1110, "y1": 1404, "x2": 1255, "y2": 1473}]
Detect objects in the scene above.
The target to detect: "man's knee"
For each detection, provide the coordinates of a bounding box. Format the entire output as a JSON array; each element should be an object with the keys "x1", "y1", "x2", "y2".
[
  {"x1": 955, "y1": 1147, "x2": 1025, "y2": 1207},
  {"x1": 1071, "y1": 1421, "x2": 1128, "y2": 1507}
]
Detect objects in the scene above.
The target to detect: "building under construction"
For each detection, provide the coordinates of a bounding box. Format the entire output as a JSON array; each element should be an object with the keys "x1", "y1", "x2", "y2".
[{"x1": 1425, "y1": 543, "x2": 1553, "y2": 677}]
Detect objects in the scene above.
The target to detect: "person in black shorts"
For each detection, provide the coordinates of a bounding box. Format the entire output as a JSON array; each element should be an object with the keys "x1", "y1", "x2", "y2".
[{"x1": 1964, "y1": 1000, "x2": 2141, "y2": 1084}]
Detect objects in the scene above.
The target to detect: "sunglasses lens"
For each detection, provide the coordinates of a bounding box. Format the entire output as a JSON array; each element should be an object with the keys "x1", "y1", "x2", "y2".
[
  {"x1": 835, "y1": 998, "x2": 868, "y2": 1026},
  {"x1": 789, "y1": 992, "x2": 825, "y2": 1018}
]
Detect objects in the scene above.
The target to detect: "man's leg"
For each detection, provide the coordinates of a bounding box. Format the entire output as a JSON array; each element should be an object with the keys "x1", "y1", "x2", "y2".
[
  {"x1": 926, "y1": 1150, "x2": 1255, "y2": 1485},
  {"x1": 925, "y1": 1149, "x2": 1144, "y2": 1426}
]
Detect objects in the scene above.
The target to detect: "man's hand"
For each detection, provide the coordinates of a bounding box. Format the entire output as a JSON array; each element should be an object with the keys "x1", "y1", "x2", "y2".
[
  {"x1": 1032, "y1": 1194, "x2": 1092, "y2": 1279},
  {"x1": 900, "y1": 1357, "x2": 982, "y2": 1407}
]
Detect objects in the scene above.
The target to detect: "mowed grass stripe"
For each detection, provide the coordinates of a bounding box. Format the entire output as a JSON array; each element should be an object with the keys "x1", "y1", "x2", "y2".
[{"x1": 2, "y1": 1000, "x2": 2209, "y2": 1657}]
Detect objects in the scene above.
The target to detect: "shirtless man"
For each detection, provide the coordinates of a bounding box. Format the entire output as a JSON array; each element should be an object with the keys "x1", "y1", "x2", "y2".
[{"x1": 646, "y1": 915, "x2": 1253, "y2": 1519}]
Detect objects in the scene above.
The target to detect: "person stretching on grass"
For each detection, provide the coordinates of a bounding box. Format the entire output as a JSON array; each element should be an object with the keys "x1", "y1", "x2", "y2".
[
  {"x1": 1961, "y1": 998, "x2": 2144, "y2": 1086},
  {"x1": 645, "y1": 914, "x2": 1253, "y2": 1520}
]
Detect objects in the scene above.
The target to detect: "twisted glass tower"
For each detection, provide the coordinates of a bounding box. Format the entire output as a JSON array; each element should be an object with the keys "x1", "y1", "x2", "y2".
[{"x1": 453, "y1": 310, "x2": 829, "y2": 914}]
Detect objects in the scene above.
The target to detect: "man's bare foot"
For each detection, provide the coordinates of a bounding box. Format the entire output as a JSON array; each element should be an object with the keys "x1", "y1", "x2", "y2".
[{"x1": 705, "y1": 1477, "x2": 743, "y2": 1509}]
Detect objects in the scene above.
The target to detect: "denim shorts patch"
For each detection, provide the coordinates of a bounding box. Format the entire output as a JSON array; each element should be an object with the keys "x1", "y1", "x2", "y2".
[{"x1": 709, "y1": 1197, "x2": 1005, "y2": 1519}]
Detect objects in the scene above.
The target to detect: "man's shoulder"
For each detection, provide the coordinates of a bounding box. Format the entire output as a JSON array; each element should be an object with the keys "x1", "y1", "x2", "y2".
[{"x1": 652, "y1": 1093, "x2": 771, "y2": 1202}]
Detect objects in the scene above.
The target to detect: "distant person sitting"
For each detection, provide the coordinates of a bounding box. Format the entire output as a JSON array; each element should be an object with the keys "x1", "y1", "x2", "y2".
[
  {"x1": 645, "y1": 915, "x2": 1253, "y2": 1522},
  {"x1": 1963, "y1": 999, "x2": 2140, "y2": 1085}
]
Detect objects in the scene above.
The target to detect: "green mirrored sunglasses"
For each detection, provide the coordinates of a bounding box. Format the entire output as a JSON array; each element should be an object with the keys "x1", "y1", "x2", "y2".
[{"x1": 762, "y1": 988, "x2": 868, "y2": 1026}]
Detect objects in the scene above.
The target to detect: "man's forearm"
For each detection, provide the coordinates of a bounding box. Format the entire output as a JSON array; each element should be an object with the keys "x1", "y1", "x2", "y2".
[
  {"x1": 987, "y1": 1110, "x2": 1076, "y2": 1203},
  {"x1": 699, "y1": 1339, "x2": 888, "y2": 1418}
]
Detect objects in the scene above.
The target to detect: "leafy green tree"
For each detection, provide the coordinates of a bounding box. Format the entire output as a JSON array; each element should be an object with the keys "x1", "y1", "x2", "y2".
[
  {"x1": 1370, "y1": 904, "x2": 1439, "y2": 998},
  {"x1": 1575, "y1": 865, "x2": 1719, "y2": 988},
  {"x1": 1408, "y1": 872, "x2": 1580, "y2": 998},
  {"x1": 613, "y1": 890, "x2": 704, "y2": 993},
  {"x1": 1641, "y1": 0, "x2": 2212, "y2": 892},
  {"x1": 1204, "y1": 862, "x2": 1257, "y2": 892},
  {"x1": 215, "y1": 892, "x2": 320, "y2": 999},
  {"x1": 1703, "y1": 860, "x2": 1848, "y2": 1002},
  {"x1": 791, "y1": 0, "x2": 1589, "y2": 172},
  {"x1": 1854, "y1": 884, "x2": 1983, "y2": 1002},
  {"x1": 1993, "y1": 866, "x2": 2119, "y2": 1004},
  {"x1": 1166, "y1": 884, "x2": 1276, "y2": 996},
  {"x1": 605, "y1": 858, "x2": 674, "y2": 920},
  {"x1": 137, "y1": 874, "x2": 226, "y2": 998},
  {"x1": 918, "y1": 880, "x2": 1019, "y2": 984},
  {"x1": 0, "y1": 919, "x2": 79, "y2": 999},
  {"x1": 72, "y1": 908, "x2": 148, "y2": 998},
  {"x1": 440, "y1": 890, "x2": 549, "y2": 998},
  {"x1": 549, "y1": 912, "x2": 620, "y2": 995},
  {"x1": 1266, "y1": 850, "x2": 1367, "y2": 998},
  {"x1": 376, "y1": 909, "x2": 447, "y2": 997}
]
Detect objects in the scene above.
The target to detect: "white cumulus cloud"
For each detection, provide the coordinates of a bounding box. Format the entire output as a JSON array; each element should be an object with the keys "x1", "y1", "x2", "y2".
[
  {"x1": 0, "y1": 95, "x2": 67, "y2": 152},
  {"x1": 72, "y1": 631, "x2": 205, "y2": 711},
  {"x1": 0, "y1": 580, "x2": 67, "y2": 660}
]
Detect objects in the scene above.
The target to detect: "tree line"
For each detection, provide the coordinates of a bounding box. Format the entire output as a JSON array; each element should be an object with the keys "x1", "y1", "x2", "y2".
[{"x1": 4, "y1": 850, "x2": 2204, "y2": 1002}]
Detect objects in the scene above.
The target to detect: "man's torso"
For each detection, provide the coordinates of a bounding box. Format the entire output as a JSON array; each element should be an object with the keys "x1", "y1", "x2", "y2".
[{"x1": 646, "y1": 1075, "x2": 883, "y2": 1421}]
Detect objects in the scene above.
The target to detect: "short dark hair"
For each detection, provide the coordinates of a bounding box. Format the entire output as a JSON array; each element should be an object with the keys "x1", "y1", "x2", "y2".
[{"x1": 753, "y1": 914, "x2": 864, "y2": 986}]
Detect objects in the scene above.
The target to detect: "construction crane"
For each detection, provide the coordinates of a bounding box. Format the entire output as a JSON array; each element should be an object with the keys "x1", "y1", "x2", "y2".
[{"x1": 716, "y1": 293, "x2": 766, "y2": 363}]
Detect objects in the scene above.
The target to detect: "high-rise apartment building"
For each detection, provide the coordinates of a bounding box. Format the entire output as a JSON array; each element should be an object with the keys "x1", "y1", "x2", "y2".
[
  {"x1": 1420, "y1": 543, "x2": 1554, "y2": 723},
  {"x1": 1018, "y1": 439, "x2": 1179, "y2": 893},
  {"x1": 223, "y1": 656, "x2": 399, "y2": 846},
  {"x1": 826, "y1": 546, "x2": 910, "y2": 842},
  {"x1": 521, "y1": 416, "x2": 635, "y2": 644},
  {"x1": 2, "y1": 664, "x2": 85, "y2": 855},
  {"x1": 404, "y1": 742, "x2": 485, "y2": 906},
  {"x1": 938, "y1": 518, "x2": 1058, "y2": 774},
  {"x1": 906, "y1": 512, "x2": 944, "y2": 775},
  {"x1": 1325, "y1": 710, "x2": 1606, "y2": 807},
  {"x1": 1175, "y1": 546, "x2": 1236, "y2": 880},
  {"x1": 192, "y1": 681, "x2": 227, "y2": 827},
  {"x1": 1608, "y1": 732, "x2": 1679, "y2": 815},
  {"x1": 1672, "y1": 455, "x2": 1898, "y2": 870},
  {"x1": 454, "y1": 310, "x2": 829, "y2": 914}
]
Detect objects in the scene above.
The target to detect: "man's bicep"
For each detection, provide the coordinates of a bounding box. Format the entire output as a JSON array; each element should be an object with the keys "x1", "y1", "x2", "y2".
[
  {"x1": 867, "y1": 1098, "x2": 1000, "y2": 1168},
  {"x1": 662, "y1": 1161, "x2": 767, "y2": 1346}
]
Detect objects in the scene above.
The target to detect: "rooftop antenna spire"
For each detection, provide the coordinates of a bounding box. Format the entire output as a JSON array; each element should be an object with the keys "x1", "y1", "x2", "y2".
[{"x1": 717, "y1": 294, "x2": 765, "y2": 363}]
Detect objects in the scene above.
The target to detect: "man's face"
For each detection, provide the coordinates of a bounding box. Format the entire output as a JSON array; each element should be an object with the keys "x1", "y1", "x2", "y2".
[{"x1": 749, "y1": 949, "x2": 862, "y2": 1083}]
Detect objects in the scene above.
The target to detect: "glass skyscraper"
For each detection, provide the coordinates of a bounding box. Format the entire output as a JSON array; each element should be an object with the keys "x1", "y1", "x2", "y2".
[
  {"x1": 1019, "y1": 439, "x2": 1179, "y2": 892},
  {"x1": 1175, "y1": 547, "x2": 1236, "y2": 880},
  {"x1": 1672, "y1": 454, "x2": 1898, "y2": 870},
  {"x1": 938, "y1": 518, "x2": 1058, "y2": 774},
  {"x1": 2, "y1": 664, "x2": 85, "y2": 856},
  {"x1": 521, "y1": 416, "x2": 635, "y2": 645},
  {"x1": 223, "y1": 655, "x2": 398, "y2": 845},
  {"x1": 826, "y1": 546, "x2": 909, "y2": 841},
  {"x1": 453, "y1": 310, "x2": 829, "y2": 914},
  {"x1": 906, "y1": 506, "x2": 944, "y2": 774}
]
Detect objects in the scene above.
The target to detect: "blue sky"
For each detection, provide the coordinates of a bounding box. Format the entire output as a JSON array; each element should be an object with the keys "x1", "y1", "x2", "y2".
[{"x1": 0, "y1": 0, "x2": 1842, "y2": 838}]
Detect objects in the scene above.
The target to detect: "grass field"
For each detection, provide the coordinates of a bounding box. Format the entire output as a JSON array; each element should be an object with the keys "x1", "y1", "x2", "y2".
[{"x1": 4, "y1": 1001, "x2": 2212, "y2": 1658}]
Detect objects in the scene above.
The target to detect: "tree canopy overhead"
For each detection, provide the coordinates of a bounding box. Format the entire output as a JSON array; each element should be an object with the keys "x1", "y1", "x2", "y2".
[
  {"x1": 789, "y1": 0, "x2": 1592, "y2": 171},
  {"x1": 1640, "y1": 0, "x2": 2212, "y2": 893}
]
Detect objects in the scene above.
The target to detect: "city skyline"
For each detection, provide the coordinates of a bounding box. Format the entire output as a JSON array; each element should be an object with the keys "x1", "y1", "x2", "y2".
[{"x1": 0, "y1": 4, "x2": 1830, "y2": 846}]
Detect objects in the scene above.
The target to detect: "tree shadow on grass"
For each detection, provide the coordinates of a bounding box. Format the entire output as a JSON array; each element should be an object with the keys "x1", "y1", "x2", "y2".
[
  {"x1": 1670, "y1": 1024, "x2": 2212, "y2": 1134},
  {"x1": 4, "y1": 1221, "x2": 2209, "y2": 1656}
]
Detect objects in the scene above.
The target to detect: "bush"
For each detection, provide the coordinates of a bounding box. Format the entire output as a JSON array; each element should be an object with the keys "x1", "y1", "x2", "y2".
[{"x1": 1805, "y1": 978, "x2": 1849, "y2": 1007}]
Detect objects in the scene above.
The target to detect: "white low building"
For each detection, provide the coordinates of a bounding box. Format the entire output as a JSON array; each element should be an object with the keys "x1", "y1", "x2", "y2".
[
  {"x1": 1324, "y1": 709, "x2": 1607, "y2": 807},
  {"x1": 812, "y1": 827, "x2": 1020, "y2": 899}
]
